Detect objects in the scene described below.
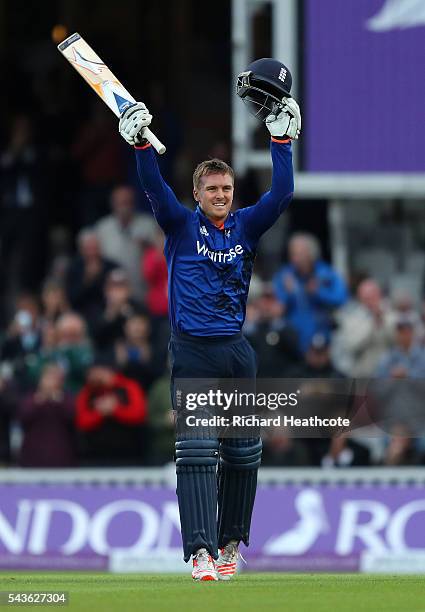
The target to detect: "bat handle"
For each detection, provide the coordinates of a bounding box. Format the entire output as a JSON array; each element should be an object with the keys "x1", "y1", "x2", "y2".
[{"x1": 143, "y1": 128, "x2": 166, "y2": 155}]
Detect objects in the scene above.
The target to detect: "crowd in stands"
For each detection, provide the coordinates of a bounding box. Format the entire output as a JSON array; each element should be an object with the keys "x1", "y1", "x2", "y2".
[{"x1": 2, "y1": 116, "x2": 425, "y2": 469}]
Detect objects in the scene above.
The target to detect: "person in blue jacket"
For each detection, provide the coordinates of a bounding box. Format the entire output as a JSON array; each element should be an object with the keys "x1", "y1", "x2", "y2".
[
  {"x1": 118, "y1": 78, "x2": 301, "y2": 581},
  {"x1": 273, "y1": 233, "x2": 348, "y2": 353}
]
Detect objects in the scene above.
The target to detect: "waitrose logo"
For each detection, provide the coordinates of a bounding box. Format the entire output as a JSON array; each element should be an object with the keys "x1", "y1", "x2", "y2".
[{"x1": 196, "y1": 241, "x2": 244, "y2": 263}]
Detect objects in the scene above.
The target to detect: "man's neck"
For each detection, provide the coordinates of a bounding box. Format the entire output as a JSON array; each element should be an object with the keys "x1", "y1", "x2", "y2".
[{"x1": 200, "y1": 208, "x2": 227, "y2": 229}]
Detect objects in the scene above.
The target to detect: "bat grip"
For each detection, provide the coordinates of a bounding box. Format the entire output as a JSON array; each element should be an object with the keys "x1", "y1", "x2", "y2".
[{"x1": 143, "y1": 128, "x2": 166, "y2": 155}]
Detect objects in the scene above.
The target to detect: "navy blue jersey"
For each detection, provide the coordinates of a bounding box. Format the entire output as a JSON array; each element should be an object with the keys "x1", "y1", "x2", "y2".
[{"x1": 135, "y1": 140, "x2": 294, "y2": 336}]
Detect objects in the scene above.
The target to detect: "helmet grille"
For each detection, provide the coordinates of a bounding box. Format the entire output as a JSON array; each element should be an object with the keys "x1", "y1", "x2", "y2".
[{"x1": 236, "y1": 73, "x2": 286, "y2": 122}]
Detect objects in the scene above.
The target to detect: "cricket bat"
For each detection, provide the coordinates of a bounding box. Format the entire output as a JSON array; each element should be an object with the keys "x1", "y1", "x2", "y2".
[{"x1": 57, "y1": 32, "x2": 166, "y2": 154}]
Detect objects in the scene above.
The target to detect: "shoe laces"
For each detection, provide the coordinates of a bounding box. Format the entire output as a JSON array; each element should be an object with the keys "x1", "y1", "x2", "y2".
[
  {"x1": 193, "y1": 548, "x2": 214, "y2": 570},
  {"x1": 220, "y1": 541, "x2": 246, "y2": 564}
]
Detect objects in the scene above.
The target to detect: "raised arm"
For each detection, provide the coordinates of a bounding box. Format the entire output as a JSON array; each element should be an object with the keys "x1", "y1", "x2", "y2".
[
  {"x1": 238, "y1": 140, "x2": 294, "y2": 242},
  {"x1": 134, "y1": 145, "x2": 189, "y2": 233},
  {"x1": 238, "y1": 97, "x2": 300, "y2": 242},
  {"x1": 119, "y1": 102, "x2": 189, "y2": 233}
]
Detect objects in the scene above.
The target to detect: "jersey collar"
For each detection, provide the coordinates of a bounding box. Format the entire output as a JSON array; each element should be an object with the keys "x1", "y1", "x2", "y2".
[{"x1": 195, "y1": 205, "x2": 235, "y2": 230}]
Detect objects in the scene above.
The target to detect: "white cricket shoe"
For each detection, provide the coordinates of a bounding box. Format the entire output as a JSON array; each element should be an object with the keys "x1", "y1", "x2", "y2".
[
  {"x1": 191, "y1": 548, "x2": 218, "y2": 581},
  {"x1": 216, "y1": 540, "x2": 244, "y2": 580}
]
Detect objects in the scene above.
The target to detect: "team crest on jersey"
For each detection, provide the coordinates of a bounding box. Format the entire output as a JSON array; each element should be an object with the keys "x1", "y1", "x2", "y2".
[{"x1": 200, "y1": 225, "x2": 209, "y2": 237}]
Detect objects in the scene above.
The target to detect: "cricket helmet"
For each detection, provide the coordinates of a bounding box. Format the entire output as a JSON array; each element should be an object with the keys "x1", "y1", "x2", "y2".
[{"x1": 236, "y1": 58, "x2": 292, "y2": 121}]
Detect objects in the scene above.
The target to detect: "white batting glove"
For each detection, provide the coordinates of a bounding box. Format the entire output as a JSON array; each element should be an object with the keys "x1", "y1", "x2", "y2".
[
  {"x1": 119, "y1": 102, "x2": 152, "y2": 146},
  {"x1": 266, "y1": 97, "x2": 301, "y2": 140}
]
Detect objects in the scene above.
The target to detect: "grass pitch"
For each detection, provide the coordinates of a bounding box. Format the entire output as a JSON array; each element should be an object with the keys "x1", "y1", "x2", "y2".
[{"x1": 0, "y1": 573, "x2": 424, "y2": 612}]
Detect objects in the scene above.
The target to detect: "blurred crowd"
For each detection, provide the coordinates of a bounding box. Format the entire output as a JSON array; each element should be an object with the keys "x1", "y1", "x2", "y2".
[{"x1": 1, "y1": 113, "x2": 425, "y2": 469}]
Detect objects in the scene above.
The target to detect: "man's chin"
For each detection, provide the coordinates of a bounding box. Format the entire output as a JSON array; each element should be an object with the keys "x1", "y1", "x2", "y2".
[
  {"x1": 207, "y1": 210, "x2": 226, "y2": 221},
  {"x1": 201, "y1": 205, "x2": 229, "y2": 223}
]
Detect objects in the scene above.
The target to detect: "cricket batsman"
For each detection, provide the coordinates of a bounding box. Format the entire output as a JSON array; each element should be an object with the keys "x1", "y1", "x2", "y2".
[{"x1": 118, "y1": 58, "x2": 301, "y2": 581}]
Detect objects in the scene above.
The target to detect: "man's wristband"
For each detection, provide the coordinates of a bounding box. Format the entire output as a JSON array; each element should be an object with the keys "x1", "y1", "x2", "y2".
[{"x1": 271, "y1": 136, "x2": 291, "y2": 144}]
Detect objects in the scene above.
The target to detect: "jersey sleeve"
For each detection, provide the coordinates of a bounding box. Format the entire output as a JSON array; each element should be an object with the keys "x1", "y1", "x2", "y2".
[
  {"x1": 135, "y1": 145, "x2": 190, "y2": 234},
  {"x1": 238, "y1": 140, "x2": 294, "y2": 242}
]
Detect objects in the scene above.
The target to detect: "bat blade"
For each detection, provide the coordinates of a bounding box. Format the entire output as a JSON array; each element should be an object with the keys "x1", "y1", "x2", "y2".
[{"x1": 58, "y1": 33, "x2": 166, "y2": 154}]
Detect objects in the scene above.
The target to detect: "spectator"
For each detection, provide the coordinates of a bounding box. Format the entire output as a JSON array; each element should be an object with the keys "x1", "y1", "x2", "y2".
[
  {"x1": 25, "y1": 312, "x2": 93, "y2": 393},
  {"x1": 273, "y1": 233, "x2": 347, "y2": 353},
  {"x1": 366, "y1": 316, "x2": 425, "y2": 444},
  {"x1": 75, "y1": 360, "x2": 147, "y2": 465},
  {"x1": 332, "y1": 279, "x2": 394, "y2": 376},
  {"x1": 92, "y1": 269, "x2": 144, "y2": 355},
  {"x1": 1, "y1": 294, "x2": 41, "y2": 364},
  {"x1": 40, "y1": 278, "x2": 70, "y2": 325},
  {"x1": 95, "y1": 185, "x2": 156, "y2": 299},
  {"x1": 287, "y1": 333, "x2": 346, "y2": 466},
  {"x1": 376, "y1": 313, "x2": 425, "y2": 379},
  {"x1": 288, "y1": 333, "x2": 344, "y2": 379},
  {"x1": 115, "y1": 313, "x2": 159, "y2": 389},
  {"x1": 17, "y1": 321, "x2": 57, "y2": 393},
  {"x1": 141, "y1": 226, "x2": 170, "y2": 366},
  {"x1": 142, "y1": 226, "x2": 168, "y2": 318},
  {"x1": 66, "y1": 228, "x2": 117, "y2": 328},
  {"x1": 387, "y1": 288, "x2": 424, "y2": 342},
  {"x1": 243, "y1": 283, "x2": 300, "y2": 377},
  {"x1": 18, "y1": 364, "x2": 77, "y2": 467}
]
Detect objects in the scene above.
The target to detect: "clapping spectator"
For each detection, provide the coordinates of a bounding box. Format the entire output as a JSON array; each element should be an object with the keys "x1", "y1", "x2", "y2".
[
  {"x1": 18, "y1": 364, "x2": 77, "y2": 467},
  {"x1": 92, "y1": 269, "x2": 144, "y2": 355},
  {"x1": 332, "y1": 279, "x2": 395, "y2": 376},
  {"x1": 66, "y1": 228, "x2": 117, "y2": 327},
  {"x1": 95, "y1": 185, "x2": 156, "y2": 299},
  {"x1": 76, "y1": 360, "x2": 147, "y2": 465},
  {"x1": 273, "y1": 233, "x2": 347, "y2": 353}
]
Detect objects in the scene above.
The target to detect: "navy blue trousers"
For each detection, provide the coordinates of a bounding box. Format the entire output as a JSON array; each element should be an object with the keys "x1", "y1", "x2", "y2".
[{"x1": 170, "y1": 331, "x2": 262, "y2": 562}]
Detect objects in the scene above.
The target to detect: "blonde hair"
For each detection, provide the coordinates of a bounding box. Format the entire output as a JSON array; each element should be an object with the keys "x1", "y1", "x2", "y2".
[{"x1": 193, "y1": 158, "x2": 234, "y2": 191}]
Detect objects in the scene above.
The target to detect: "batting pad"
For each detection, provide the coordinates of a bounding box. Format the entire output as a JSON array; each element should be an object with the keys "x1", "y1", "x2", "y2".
[{"x1": 217, "y1": 437, "x2": 262, "y2": 548}]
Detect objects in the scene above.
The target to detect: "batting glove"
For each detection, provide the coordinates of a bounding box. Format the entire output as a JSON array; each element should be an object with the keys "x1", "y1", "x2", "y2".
[
  {"x1": 266, "y1": 97, "x2": 301, "y2": 140},
  {"x1": 119, "y1": 102, "x2": 152, "y2": 146}
]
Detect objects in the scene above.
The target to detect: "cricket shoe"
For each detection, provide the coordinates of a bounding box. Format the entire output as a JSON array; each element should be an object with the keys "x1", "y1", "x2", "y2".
[
  {"x1": 192, "y1": 548, "x2": 218, "y2": 581},
  {"x1": 216, "y1": 540, "x2": 245, "y2": 580}
]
